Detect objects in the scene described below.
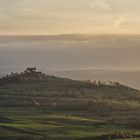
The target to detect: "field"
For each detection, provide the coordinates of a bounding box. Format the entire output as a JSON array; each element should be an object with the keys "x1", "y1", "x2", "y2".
[
  {"x1": 0, "y1": 71, "x2": 140, "y2": 140},
  {"x1": 0, "y1": 107, "x2": 140, "y2": 140}
]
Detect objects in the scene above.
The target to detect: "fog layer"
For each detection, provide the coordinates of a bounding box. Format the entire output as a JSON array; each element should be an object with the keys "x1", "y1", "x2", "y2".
[{"x1": 0, "y1": 35, "x2": 140, "y2": 70}]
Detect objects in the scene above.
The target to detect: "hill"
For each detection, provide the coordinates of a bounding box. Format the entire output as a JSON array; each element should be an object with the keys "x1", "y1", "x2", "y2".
[
  {"x1": 0, "y1": 68, "x2": 140, "y2": 108},
  {"x1": 53, "y1": 69, "x2": 140, "y2": 90},
  {"x1": 0, "y1": 68, "x2": 140, "y2": 140}
]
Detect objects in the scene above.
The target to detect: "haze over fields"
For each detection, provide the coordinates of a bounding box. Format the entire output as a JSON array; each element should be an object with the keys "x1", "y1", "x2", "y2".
[
  {"x1": 0, "y1": 35, "x2": 140, "y2": 70},
  {"x1": 0, "y1": 35, "x2": 140, "y2": 89}
]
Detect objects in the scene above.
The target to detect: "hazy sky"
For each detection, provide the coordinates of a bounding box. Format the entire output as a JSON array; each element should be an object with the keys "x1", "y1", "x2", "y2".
[
  {"x1": 0, "y1": 0, "x2": 140, "y2": 35},
  {"x1": 0, "y1": 35, "x2": 140, "y2": 70}
]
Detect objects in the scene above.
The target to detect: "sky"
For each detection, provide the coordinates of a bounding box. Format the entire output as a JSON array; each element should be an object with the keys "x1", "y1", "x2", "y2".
[
  {"x1": 0, "y1": 0, "x2": 140, "y2": 35},
  {"x1": 0, "y1": 1, "x2": 140, "y2": 71},
  {"x1": 0, "y1": 35, "x2": 140, "y2": 70}
]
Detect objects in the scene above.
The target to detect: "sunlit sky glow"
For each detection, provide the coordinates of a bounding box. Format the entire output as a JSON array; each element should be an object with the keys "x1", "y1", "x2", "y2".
[{"x1": 0, "y1": 0, "x2": 140, "y2": 35}]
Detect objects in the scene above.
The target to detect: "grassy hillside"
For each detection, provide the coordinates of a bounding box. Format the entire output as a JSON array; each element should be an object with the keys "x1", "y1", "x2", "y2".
[{"x1": 0, "y1": 70, "x2": 140, "y2": 140}]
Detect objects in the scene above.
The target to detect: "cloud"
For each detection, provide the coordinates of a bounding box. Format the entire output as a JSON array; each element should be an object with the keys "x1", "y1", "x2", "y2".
[
  {"x1": 113, "y1": 14, "x2": 140, "y2": 28},
  {"x1": 84, "y1": 0, "x2": 110, "y2": 10},
  {"x1": 114, "y1": 16, "x2": 128, "y2": 27}
]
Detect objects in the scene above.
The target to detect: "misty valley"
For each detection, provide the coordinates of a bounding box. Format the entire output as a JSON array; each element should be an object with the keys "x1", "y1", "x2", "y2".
[{"x1": 0, "y1": 0, "x2": 140, "y2": 139}]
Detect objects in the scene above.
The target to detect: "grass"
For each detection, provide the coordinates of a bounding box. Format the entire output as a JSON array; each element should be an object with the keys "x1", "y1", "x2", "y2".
[{"x1": 0, "y1": 107, "x2": 140, "y2": 140}]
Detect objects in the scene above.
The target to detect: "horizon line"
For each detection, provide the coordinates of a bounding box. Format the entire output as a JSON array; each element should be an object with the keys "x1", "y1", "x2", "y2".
[{"x1": 0, "y1": 33, "x2": 140, "y2": 37}]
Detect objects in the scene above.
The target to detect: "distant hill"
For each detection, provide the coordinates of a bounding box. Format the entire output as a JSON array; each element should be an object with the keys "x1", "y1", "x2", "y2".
[
  {"x1": 0, "y1": 68, "x2": 140, "y2": 139},
  {"x1": 53, "y1": 69, "x2": 140, "y2": 90},
  {"x1": 1, "y1": 69, "x2": 140, "y2": 90},
  {"x1": 0, "y1": 68, "x2": 140, "y2": 112}
]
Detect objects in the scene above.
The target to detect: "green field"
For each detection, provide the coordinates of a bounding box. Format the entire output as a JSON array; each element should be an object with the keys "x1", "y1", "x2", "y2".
[
  {"x1": 0, "y1": 107, "x2": 140, "y2": 140},
  {"x1": 0, "y1": 71, "x2": 140, "y2": 140}
]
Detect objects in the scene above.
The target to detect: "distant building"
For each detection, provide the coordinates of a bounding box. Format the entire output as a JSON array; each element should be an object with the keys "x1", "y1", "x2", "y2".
[
  {"x1": 25, "y1": 67, "x2": 42, "y2": 75},
  {"x1": 25, "y1": 67, "x2": 37, "y2": 73}
]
